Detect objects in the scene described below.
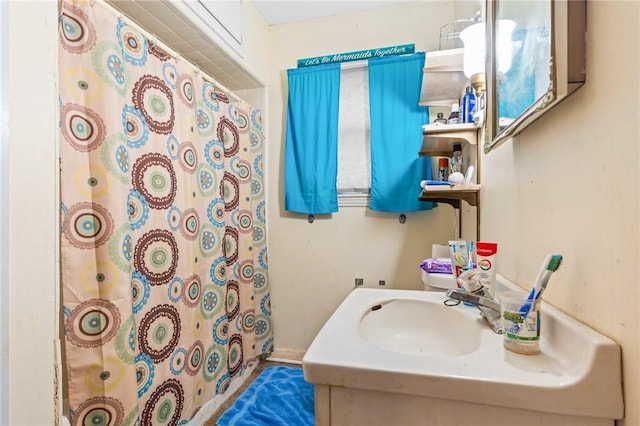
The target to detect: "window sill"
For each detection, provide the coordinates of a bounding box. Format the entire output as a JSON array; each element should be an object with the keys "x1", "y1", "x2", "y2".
[{"x1": 338, "y1": 192, "x2": 370, "y2": 207}]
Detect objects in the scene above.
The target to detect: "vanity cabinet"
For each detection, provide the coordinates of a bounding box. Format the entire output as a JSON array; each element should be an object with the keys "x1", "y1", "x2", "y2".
[{"x1": 418, "y1": 49, "x2": 481, "y2": 240}]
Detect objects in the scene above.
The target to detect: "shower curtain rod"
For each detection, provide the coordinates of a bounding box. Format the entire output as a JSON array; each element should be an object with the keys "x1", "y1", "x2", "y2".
[{"x1": 97, "y1": 0, "x2": 246, "y2": 104}]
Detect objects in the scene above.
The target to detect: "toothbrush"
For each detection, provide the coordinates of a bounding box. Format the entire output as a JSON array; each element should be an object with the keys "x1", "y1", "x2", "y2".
[{"x1": 519, "y1": 254, "x2": 563, "y2": 319}]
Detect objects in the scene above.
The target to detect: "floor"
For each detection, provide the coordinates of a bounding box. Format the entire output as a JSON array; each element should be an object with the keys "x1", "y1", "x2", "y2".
[{"x1": 202, "y1": 360, "x2": 291, "y2": 426}]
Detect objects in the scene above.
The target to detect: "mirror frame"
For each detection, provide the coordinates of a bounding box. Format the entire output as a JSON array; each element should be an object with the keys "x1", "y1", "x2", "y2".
[{"x1": 484, "y1": 0, "x2": 586, "y2": 153}]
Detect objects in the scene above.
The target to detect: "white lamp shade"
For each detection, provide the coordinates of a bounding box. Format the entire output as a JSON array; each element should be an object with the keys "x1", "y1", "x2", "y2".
[
  {"x1": 460, "y1": 23, "x2": 485, "y2": 78},
  {"x1": 460, "y1": 20, "x2": 516, "y2": 78}
]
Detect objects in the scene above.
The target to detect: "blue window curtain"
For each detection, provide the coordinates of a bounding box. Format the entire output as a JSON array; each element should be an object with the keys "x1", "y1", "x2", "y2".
[
  {"x1": 368, "y1": 52, "x2": 436, "y2": 212},
  {"x1": 285, "y1": 64, "x2": 341, "y2": 214}
]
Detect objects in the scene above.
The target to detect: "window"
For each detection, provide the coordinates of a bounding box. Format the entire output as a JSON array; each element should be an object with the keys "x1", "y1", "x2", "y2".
[{"x1": 337, "y1": 62, "x2": 370, "y2": 207}]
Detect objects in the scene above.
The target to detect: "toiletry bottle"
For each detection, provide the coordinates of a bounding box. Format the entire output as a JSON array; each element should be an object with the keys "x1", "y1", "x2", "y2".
[
  {"x1": 461, "y1": 86, "x2": 476, "y2": 123},
  {"x1": 433, "y1": 112, "x2": 448, "y2": 124},
  {"x1": 437, "y1": 158, "x2": 449, "y2": 181},
  {"x1": 451, "y1": 143, "x2": 463, "y2": 174},
  {"x1": 448, "y1": 103, "x2": 460, "y2": 124},
  {"x1": 474, "y1": 91, "x2": 485, "y2": 125}
]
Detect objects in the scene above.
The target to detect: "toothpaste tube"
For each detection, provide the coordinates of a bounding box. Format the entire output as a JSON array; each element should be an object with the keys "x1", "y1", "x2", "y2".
[
  {"x1": 476, "y1": 242, "x2": 498, "y2": 298},
  {"x1": 448, "y1": 240, "x2": 469, "y2": 288}
]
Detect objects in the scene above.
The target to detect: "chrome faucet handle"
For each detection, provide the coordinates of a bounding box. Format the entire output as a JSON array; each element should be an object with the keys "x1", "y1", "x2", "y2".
[
  {"x1": 445, "y1": 289, "x2": 503, "y2": 334},
  {"x1": 446, "y1": 289, "x2": 500, "y2": 312}
]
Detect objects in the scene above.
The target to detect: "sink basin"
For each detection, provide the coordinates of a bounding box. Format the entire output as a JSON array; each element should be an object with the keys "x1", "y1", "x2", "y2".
[{"x1": 359, "y1": 298, "x2": 484, "y2": 356}]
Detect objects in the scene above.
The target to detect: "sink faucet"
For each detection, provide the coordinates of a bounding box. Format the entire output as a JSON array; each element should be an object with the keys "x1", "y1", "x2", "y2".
[{"x1": 446, "y1": 288, "x2": 503, "y2": 334}]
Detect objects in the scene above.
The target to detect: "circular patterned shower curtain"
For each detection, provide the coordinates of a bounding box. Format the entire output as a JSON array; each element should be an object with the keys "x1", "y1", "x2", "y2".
[{"x1": 58, "y1": 1, "x2": 272, "y2": 424}]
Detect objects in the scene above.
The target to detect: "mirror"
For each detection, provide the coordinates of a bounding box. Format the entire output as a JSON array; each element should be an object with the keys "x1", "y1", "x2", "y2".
[{"x1": 484, "y1": 0, "x2": 586, "y2": 153}]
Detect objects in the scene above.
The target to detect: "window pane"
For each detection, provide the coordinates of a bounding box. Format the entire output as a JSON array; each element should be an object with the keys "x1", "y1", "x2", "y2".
[{"x1": 337, "y1": 65, "x2": 370, "y2": 192}]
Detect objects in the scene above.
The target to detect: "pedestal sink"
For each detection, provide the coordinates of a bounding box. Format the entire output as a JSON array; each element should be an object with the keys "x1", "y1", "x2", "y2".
[{"x1": 302, "y1": 276, "x2": 624, "y2": 426}]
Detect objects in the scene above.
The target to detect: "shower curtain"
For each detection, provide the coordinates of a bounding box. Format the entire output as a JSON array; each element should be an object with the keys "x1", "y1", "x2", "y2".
[{"x1": 58, "y1": 0, "x2": 271, "y2": 424}]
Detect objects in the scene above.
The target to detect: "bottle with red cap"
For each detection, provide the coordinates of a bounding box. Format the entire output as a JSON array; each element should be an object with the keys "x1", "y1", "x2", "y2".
[{"x1": 437, "y1": 158, "x2": 449, "y2": 181}]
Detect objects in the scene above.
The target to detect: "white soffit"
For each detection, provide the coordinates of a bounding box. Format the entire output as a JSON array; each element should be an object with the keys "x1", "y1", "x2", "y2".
[{"x1": 252, "y1": 0, "x2": 419, "y2": 26}]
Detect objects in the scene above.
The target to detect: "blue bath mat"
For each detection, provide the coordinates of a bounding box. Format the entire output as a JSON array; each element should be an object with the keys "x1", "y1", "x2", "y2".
[{"x1": 217, "y1": 365, "x2": 314, "y2": 426}]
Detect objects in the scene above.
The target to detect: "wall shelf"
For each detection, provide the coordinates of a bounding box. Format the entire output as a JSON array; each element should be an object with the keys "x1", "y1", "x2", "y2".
[
  {"x1": 418, "y1": 184, "x2": 480, "y2": 207},
  {"x1": 418, "y1": 48, "x2": 480, "y2": 241},
  {"x1": 419, "y1": 123, "x2": 478, "y2": 156},
  {"x1": 419, "y1": 48, "x2": 466, "y2": 107}
]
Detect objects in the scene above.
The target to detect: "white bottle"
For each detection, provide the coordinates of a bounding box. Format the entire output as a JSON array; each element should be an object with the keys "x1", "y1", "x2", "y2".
[
  {"x1": 451, "y1": 143, "x2": 463, "y2": 174},
  {"x1": 448, "y1": 103, "x2": 460, "y2": 124}
]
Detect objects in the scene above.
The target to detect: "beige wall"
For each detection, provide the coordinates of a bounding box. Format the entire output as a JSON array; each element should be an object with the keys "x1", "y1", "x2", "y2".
[
  {"x1": 242, "y1": 0, "x2": 270, "y2": 86},
  {"x1": 481, "y1": 2, "x2": 639, "y2": 425},
  {"x1": 7, "y1": 1, "x2": 58, "y2": 424},
  {"x1": 265, "y1": 2, "x2": 469, "y2": 353}
]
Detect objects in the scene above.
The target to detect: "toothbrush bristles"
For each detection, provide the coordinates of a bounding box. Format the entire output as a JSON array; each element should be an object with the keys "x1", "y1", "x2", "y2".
[{"x1": 547, "y1": 254, "x2": 563, "y2": 272}]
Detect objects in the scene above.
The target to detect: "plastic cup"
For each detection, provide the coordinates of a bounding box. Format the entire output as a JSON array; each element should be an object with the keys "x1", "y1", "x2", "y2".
[{"x1": 500, "y1": 291, "x2": 540, "y2": 355}]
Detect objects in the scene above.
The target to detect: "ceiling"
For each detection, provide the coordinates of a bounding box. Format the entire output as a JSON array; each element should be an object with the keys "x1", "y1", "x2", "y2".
[{"x1": 251, "y1": 1, "x2": 418, "y2": 26}]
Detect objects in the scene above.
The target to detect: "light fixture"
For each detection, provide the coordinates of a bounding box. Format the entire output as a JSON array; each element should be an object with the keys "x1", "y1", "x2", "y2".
[{"x1": 460, "y1": 20, "x2": 516, "y2": 96}]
